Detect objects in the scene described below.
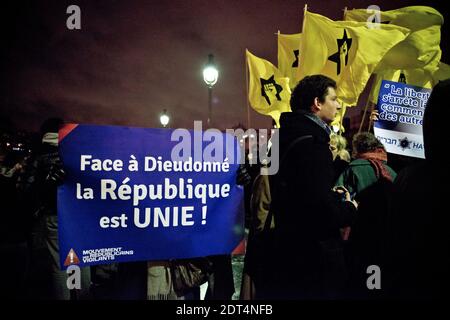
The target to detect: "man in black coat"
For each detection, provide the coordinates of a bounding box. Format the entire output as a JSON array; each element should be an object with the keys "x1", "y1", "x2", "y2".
[
  {"x1": 270, "y1": 75, "x2": 357, "y2": 299},
  {"x1": 19, "y1": 118, "x2": 91, "y2": 299}
]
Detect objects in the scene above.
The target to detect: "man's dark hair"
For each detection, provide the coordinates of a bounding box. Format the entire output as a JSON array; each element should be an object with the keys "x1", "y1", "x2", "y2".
[
  {"x1": 290, "y1": 75, "x2": 337, "y2": 112},
  {"x1": 352, "y1": 132, "x2": 385, "y2": 155}
]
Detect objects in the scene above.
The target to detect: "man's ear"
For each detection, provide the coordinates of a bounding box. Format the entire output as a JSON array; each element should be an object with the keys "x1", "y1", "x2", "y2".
[{"x1": 312, "y1": 97, "x2": 321, "y2": 113}]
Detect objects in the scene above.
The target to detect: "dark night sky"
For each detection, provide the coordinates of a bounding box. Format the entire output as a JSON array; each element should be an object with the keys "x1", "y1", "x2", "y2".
[{"x1": 1, "y1": 0, "x2": 448, "y2": 132}]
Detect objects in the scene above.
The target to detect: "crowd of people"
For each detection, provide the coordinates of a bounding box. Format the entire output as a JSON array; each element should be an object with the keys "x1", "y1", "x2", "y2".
[
  {"x1": 241, "y1": 75, "x2": 447, "y2": 300},
  {"x1": 0, "y1": 74, "x2": 446, "y2": 300}
]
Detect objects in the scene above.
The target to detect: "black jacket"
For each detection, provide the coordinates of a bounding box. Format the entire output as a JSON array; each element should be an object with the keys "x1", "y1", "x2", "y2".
[
  {"x1": 18, "y1": 143, "x2": 62, "y2": 217},
  {"x1": 270, "y1": 111, "x2": 356, "y2": 299},
  {"x1": 274, "y1": 111, "x2": 356, "y2": 240}
]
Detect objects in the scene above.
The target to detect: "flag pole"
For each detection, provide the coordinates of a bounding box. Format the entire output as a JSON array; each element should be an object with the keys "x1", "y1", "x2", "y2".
[
  {"x1": 358, "y1": 99, "x2": 370, "y2": 133},
  {"x1": 342, "y1": 7, "x2": 348, "y2": 137},
  {"x1": 339, "y1": 105, "x2": 346, "y2": 135},
  {"x1": 245, "y1": 49, "x2": 251, "y2": 130},
  {"x1": 296, "y1": 4, "x2": 307, "y2": 82},
  {"x1": 302, "y1": 4, "x2": 308, "y2": 33},
  {"x1": 368, "y1": 101, "x2": 376, "y2": 132},
  {"x1": 359, "y1": 74, "x2": 379, "y2": 133}
]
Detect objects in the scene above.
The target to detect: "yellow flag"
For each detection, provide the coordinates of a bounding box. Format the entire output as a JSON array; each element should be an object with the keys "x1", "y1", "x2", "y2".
[
  {"x1": 246, "y1": 49, "x2": 291, "y2": 126},
  {"x1": 277, "y1": 33, "x2": 302, "y2": 89},
  {"x1": 345, "y1": 6, "x2": 443, "y2": 31},
  {"x1": 432, "y1": 62, "x2": 450, "y2": 85},
  {"x1": 381, "y1": 26, "x2": 441, "y2": 71},
  {"x1": 298, "y1": 11, "x2": 409, "y2": 106},
  {"x1": 346, "y1": 6, "x2": 443, "y2": 71}
]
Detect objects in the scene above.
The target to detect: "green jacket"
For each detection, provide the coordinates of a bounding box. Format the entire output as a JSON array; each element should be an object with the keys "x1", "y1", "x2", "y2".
[{"x1": 335, "y1": 159, "x2": 397, "y2": 198}]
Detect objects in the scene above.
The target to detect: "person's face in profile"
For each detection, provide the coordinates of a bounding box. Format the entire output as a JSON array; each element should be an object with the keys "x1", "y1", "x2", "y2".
[{"x1": 317, "y1": 87, "x2": 341, "y2": 124}]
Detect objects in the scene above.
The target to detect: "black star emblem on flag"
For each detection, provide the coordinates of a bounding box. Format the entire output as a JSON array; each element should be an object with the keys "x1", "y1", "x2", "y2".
[
  {"x1": 328, "y1": 29, "x2": 352, "y2": 75},
  {"x1": 292, "y1": 49, "x2": 299, "y2": 68},
  {"x1": 398, "y1": 72, "x2": 407, "y2": 84},
  {"x1": 260, "y1": 75, "x2": 283, "y2": 106}
]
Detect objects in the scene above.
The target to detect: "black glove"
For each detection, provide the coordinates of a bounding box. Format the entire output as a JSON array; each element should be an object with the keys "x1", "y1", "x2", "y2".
[
  {"x1": 46, "y1": 163, "x2": 66, "y2": 186},
  {"x1": 236, "y1": 164, "x2": 252, "y2": 186}
]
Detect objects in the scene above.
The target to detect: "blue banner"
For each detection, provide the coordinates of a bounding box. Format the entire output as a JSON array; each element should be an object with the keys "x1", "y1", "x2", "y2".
[
  {"x1": 58, "y1": 124, "x2": 244, "y2": 269},
  {"x1": 374, "y1": 80, "x2": 431, "y2": 158}
]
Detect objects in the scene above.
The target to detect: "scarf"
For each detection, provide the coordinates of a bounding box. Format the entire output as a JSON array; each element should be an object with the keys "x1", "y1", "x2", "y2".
[
  {"x1": 303, "y1": 111, "x2": 332, "y2": 135},
  {"x1": 147, "y1": 261, "x2": 179, "y2": 300},
  {"x1": 42, "y1": 132, "x2": 59, "y2": 146},
  {"x1": 357, "y1": 148, "x2": 393, "y2": 182}
]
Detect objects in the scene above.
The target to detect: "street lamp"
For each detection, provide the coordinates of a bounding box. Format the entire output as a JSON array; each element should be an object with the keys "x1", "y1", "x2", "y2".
[
  {"x1": 160, "y1": 109, "x2": 170, "y2": 127},
  {"x1": 203, "y1": 54, "x2": 219, "y2": 127}
]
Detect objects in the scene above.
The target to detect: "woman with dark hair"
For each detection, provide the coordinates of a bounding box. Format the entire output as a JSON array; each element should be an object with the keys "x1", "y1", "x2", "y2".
[{"x1": 337, "y1": 132, "x2": 396, "y2": 199}]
